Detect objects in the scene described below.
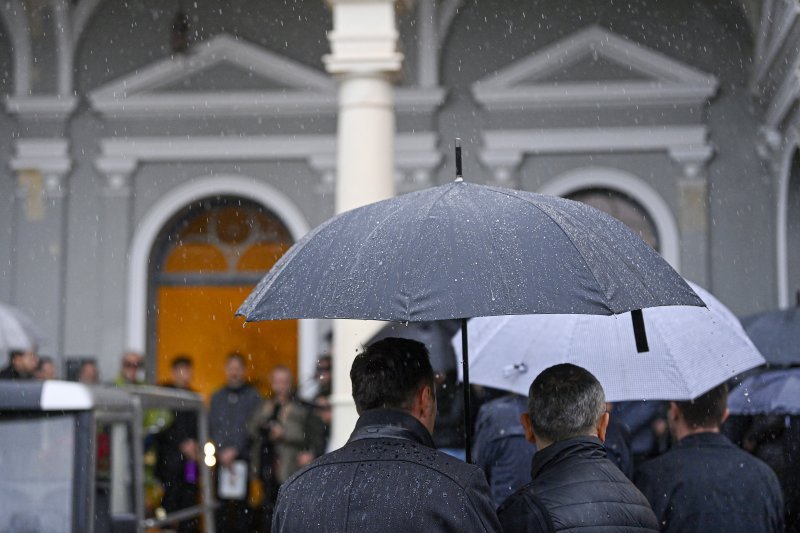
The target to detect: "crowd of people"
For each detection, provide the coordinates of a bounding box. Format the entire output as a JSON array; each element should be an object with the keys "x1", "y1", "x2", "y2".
[{"x1": 2, "y1": 336, "x2": 797, "y2": 532}]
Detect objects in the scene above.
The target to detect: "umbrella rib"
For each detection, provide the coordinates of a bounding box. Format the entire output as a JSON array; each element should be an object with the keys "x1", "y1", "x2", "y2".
[
  {"x1": 399, "y1": 183, "x2": 458, "y2": 320},
  {"x1": 485, "y1": 187, "x2": 615, "y2": 313}
]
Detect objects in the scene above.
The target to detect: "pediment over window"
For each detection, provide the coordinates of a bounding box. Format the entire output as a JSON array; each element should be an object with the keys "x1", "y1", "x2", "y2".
[
  {"x1": 89, "y1": 34, "x2": 337, "y2": 118},
  {"x1": 472, "y1": 25, "x2": 719, "y2": 110}
]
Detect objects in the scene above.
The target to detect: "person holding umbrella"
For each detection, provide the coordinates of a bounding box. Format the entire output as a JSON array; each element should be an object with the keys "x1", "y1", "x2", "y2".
[
  {"x1": 271, "y1": 338, "x2": 500, "y2": 532},
  {"x1": 635, "y1": 384, "x2": 784, "y2": 532}
]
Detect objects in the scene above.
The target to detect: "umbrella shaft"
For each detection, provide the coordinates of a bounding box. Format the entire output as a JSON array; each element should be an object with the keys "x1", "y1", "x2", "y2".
[{"x1": 462, "y1": 318, "x2": 472, "y2": 464}]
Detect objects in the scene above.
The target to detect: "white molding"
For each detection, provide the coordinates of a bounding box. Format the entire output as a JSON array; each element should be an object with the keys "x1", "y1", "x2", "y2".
[
  {"x1": 97, "y1": 132, "x2": 441, "y2": 190},
  {"x1": 538, "y1": 166, "x2": 681, "y2": 270},
  {"x1": 10, "y1": 138, "x2": 71, "y2": 175},
  {"x1": 481, "y1": 125, "x2": 712, "y2": 157},
  {"x1": 89, "y1": 86, "x2": 445, "y2": 118},
  {"x1": 775, "y1": 127, "x2": 800, "y2": 308},
  {"x1": 0, "y1": 0, "x2": 31, "y2": 96},
  {"x1": 126, "y1": 175, "x2": 318, "y2": 391},
  {"x1": 5, "y1": 95, "x2": 79, "y2": 120},
  {"x1": 473, "y1": 25, "x2": 718, "y2": 110},
  {"x1": 479, "y1": 126, "x2": 713, "y2": 185}
]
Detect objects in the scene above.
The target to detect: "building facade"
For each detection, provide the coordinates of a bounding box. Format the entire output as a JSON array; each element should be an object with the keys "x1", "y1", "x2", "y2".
[{"x1": 0, "y1": 0, "x2": 796, "y2": 398}]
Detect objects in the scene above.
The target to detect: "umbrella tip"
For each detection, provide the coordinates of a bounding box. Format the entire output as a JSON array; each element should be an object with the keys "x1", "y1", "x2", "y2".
[{"x1": 454, "y1": 138, "x2": 463, "y2": 182}]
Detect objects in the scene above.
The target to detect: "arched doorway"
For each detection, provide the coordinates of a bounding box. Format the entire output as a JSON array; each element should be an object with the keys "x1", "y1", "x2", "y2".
[
  {"x1": 148, "y1": 196, "x2": 296, "y2": 398},
  {"x1": 787, "y1": 150, "x2": 800, "y2": 304}
]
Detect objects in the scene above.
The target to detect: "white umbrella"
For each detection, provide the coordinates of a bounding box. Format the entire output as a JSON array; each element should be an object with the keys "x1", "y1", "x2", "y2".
[
  {"x1": 0, "y1": 302, "x2": 43, "y2": 354},
  {"x1": 452, "y1": 282, "x2": 765, "y2": 402}
]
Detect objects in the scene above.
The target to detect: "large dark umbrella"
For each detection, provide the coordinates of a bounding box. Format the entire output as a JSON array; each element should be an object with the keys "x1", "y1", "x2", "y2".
[
  {"x1": 238, "y1": 174, "x2": 703, "y2": 461},
  {"x1": 728, "y1": 367, "x2": 800, "y2": 415},
  {"x1": 742, "y1": 304, "x2": 800, "y2": 366}
]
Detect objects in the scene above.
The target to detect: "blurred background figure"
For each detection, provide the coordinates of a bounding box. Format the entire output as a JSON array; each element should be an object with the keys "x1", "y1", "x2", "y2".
[
  {"x1": 613, "y1": 400, "x2": 668, "y2": 467},
  {"x1": 156, "y1": 355, "x2": 199, "y2": 532},
  {"x1": 34, "y1": 356, "x2": 57, "y2": 380},
  {"x1": 315, "y1": 354, "x2": 332, "y2": 397},
  {"x1": 209, "y1": 352, "x2": 261, "y2": 533},
  {"x1": 77, "y1": 359, "x2": 99, "y2": 384},
  {"x1": 115, "y1": 351, "x2": 144, "y2": 385},
  {"x1": 434, "y1": 370, "x2": 466, "y2": 461},
  {"x1": 0, "y1": 349, "x2": 38, "y2": 380},
  {"x1": 474, "y1": 393, "x2": 535, "y2": 507},
  {"x1": 249, "y1": 365, "x2": 325, "y2": 531}
]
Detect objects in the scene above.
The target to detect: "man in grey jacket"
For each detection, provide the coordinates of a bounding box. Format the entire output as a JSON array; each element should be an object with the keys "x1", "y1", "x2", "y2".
[{"x1": 272, "y1": 337, "x2": 500, "y2": 532}]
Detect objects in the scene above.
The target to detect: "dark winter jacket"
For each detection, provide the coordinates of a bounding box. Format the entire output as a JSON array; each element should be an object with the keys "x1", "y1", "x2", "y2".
[
  {"x1": 635, "y1": 431, "x2": 784, "y2": 533},
  {"x1": 272, "y1": 408, "x2": 501, "y2": 532},
  {"x1": 474, "y1": 394, "x2": 536, "y2": 507},
  {"x1": 498, "y1": 436, "x2": 658, "y2": 533},
  {"x1": 208, "y1": 383, "x2": 261, "y2": 456}
]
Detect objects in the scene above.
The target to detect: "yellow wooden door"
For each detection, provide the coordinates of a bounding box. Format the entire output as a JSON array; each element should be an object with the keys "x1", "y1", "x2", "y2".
[{"x1": 151, "y1": 200, "x2": 296, "y2": 399}]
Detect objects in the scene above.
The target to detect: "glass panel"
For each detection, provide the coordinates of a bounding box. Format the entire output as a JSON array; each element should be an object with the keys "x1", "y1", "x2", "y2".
[
  {"x1": 0, "y1": 414, "x2": 75, "y2": 533},
  {"x1": 95, "y1": 420, "x2": 135, "y2": 529}
]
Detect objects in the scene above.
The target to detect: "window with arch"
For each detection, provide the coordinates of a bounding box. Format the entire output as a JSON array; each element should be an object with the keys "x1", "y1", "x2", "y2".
[
  {"x1": 566, "y1": 188, "x2": 660, "y2": 252},
  {"x1": 148, "y1": 196, "x2": 297, "y2": 398}
]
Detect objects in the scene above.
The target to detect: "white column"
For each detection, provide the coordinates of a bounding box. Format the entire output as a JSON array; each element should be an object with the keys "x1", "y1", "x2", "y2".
[{"x1": 324, "y1": 0, "x2": 404, "y2": 450}]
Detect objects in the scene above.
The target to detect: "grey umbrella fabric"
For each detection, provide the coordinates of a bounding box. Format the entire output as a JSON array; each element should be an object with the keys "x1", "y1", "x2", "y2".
[
  {"x1": 238, "y1": 181, "x2": 703, "y2": 322},
  {"x1": 741, "y1": 307, "x2": 800, "y2": 366},
  {"x1": 728, "y1": 368, "x2": 800, "y2": 415}
]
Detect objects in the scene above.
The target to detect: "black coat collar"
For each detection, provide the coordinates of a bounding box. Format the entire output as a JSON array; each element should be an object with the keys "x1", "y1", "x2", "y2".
[
  {"x1": 348, "y1": 408, "x2": 436, "y2": 449},
  {"x1": 530, "y1": 435, "x2": 606, "y2": 479}
]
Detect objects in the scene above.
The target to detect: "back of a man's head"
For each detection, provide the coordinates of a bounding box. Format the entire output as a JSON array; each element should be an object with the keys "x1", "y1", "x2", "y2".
[
  {"x1": 675, "y1": 383, "x2": 728, "y2": 430},
  {"x1": 528, "y1": 363, "x2": 606, "y2": 443},
  {"x1": 351, "y1": 337, "x2": 434, "y2": 414}
]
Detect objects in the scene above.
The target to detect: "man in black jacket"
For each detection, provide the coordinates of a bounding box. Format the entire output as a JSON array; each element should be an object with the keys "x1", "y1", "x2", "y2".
[
  {"x1": 498, "y1": 364, "x2": 658, "y2": 532},
  {"x1": 635, "y1": 383, "x2": 784, "y2": 532},
  {"x1": 272, "y1": 337, "x2": 500, "y2": 532}
]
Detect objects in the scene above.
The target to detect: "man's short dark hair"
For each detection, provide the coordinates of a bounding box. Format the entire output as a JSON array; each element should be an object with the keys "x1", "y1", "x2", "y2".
[
  {"x1": 528, "y1": 363, "x2": 606, "y2": 443},
  {"x1": 171, "y1": 355, "x2": 193, "y2": 369},
  {"x1": 350, "y1": 337, "x2": 434, "y2": 414},
  {"x1": 675, "y1": 383, "x2": 728, "y2": 429},
  {"x1": 9, "y1": 350, "x2": 24, "y2": 362}
]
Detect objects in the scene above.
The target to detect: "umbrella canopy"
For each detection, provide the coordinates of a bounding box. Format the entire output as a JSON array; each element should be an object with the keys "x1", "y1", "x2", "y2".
[
  {"x1": 238, "y1": 181, "x2": 702, "y2": 322},
  {"x1": 741, "y1": 306, "x2": 800, "y2": 366},
  {"x1": 368, "y1": 320, "x2": 460, "y2": 374},
  {"x1": 728, "y1": 367, "x2": 800, "y2": 415},
  {"x1": 0, "y1": 302, "x2": 43, "y2": 355},
  {"x1": 451, "y1": 282, "x2": 765, "y2": 402},
  {"x1": 237, "y1": 179, "x2": 704, "y2": 462}
]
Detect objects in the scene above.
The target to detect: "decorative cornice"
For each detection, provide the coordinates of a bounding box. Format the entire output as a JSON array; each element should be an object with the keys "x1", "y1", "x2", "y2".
[
  {"x1": 479, "y1": 126, "x2": 714, "y2": 182},
  {"x1": 5, "y1": 96, "x2": 79, "y2": 121},
  {"x1": 472, "y1": 25, "x2": 718, "y2": 111},
  {"x1": 97, "y1": 132, "x2": 442, "y2": 193},
  {"x1": 10, "y1": 138, "x2": 72, "y2": 198}
]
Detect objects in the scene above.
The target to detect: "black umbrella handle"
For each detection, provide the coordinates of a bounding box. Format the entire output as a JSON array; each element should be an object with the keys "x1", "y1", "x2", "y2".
[
  {"x1": 455, "y1": 138, "x2": 463, "y2": 180},
  {"x1": 461, "y1": 318, "x2": 473, "y2": 463}
]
